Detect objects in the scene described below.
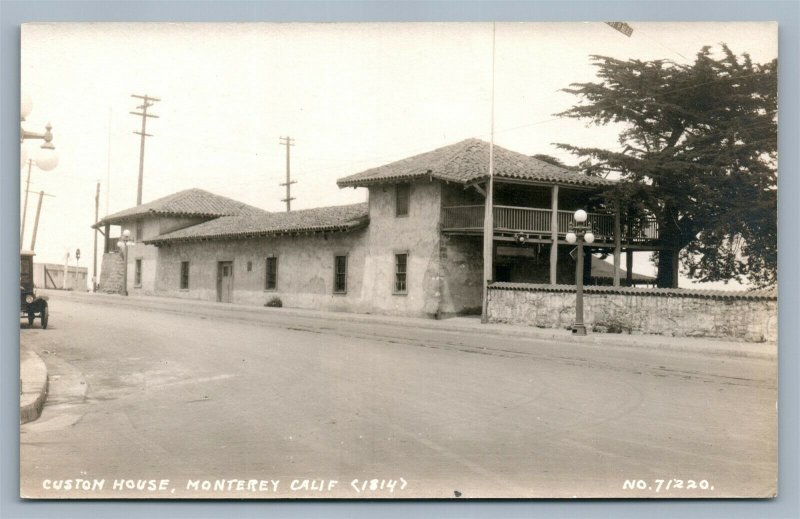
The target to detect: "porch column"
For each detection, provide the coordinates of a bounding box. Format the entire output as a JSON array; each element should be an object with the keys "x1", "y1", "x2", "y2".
[
  {"x1": 549, "y1": 185, "x2": 559, "y2": 285},
  {"x1": 626, "y1": 249, "x2": 633, "y2": 286},
  {"x1": 613, "y1": 205, "x2": 621, "y2": 287},
  {"x1": 481, "y1": 178, "x2": 494, "y2": 323}
]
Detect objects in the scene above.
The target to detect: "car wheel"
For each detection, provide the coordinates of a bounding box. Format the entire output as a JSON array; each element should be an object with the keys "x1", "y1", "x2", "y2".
[
  {"x1": 41, "y1": 305, "x2": 49, "y2": 329},
  {"x1": 27, "y1": 312, "x2": 35, "y2": 327}
]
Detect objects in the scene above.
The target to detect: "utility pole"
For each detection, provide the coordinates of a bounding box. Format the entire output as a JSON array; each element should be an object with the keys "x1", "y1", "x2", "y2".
[
  {"x1": 28, "y1": 190, "x2": 54, "y2": 251},
  {"x1": 481, "y1": 23, "x2": 497, "y2": 324},
  {"x1": 130, "y1": 94, "x2": 160, "y2": 206},
  {"x1": 93, "y1": 181, "x2": 100, "y2": 292},
  {"x1": 106, "y1": 107, "x2": 112, "y2": 217},
  {"x1": 279, "y1": 136, "x2": 296, "y2": 212},
  {"x1": 20, "y1": 159, "x2": 34, "y2": 244}
]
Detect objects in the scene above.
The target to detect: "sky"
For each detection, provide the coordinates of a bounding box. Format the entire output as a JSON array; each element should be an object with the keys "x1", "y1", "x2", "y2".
[{"x1": 20, "y1": 22, "x2": 777, "y2": 287}]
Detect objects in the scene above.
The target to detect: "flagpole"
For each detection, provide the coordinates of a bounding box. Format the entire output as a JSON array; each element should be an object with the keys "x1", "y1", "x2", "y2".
[{"x1": 481, "y1": 22, "x2": 496, "y2": 324}]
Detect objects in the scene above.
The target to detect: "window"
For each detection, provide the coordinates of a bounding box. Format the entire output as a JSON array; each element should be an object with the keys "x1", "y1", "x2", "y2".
[
  {"x1": 395, "y1": 183, "x2": 410, "y2": 217},
  {"x1": 265, "y1": 256, "x2": 278, "y2": 290},
  {"x1": 135, "y1": 220, "x2": 143, "y2": 241},
  {"x1": 134, "y1": 259, "x2": 142, "y2": 287},
  {"x1": 247, "y1": 261, "x2": 253, "y2": 272},
  {"x1": 334, "y1": 255, "x2": 348, "y2": 294},
  {"x1": 394, "y1": 253, "x2": 407, "y2": 293},
  {"x1": 180, "y1": 261, "x2": 190, "y2": 289}
]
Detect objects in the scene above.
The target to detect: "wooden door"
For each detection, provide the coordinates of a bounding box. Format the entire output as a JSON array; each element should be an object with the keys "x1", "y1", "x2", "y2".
[{"x1": 217, "y1": 261, "x2": 234, "y2": 303}]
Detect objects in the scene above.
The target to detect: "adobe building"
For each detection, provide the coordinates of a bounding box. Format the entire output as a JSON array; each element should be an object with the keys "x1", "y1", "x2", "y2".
[
  {"x1": 94, "y1": 189, "x2": 267, "y2": 296},
  {"x1": 92, "y1": 138, "x2": 776, "y2": 341},
  {"x1": 94, "y1": 139, "x2": 664, "y2": 318}
]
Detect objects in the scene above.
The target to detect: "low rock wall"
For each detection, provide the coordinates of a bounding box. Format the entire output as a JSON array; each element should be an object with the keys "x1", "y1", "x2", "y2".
[
  {"x1": 98, "y1": 252, "x2": 125, "y2": 294},
  {"x1": 488, "y1": 283, "x2": 777, "y2": 343}
]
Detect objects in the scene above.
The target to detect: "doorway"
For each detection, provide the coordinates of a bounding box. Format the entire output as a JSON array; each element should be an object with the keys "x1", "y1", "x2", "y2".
[{"x1": 217, "y1": 261, "x2": 234, "y2": 303}]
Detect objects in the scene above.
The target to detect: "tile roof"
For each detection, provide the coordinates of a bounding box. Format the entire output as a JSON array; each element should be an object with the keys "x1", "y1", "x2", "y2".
[
  {"x1": 489, "y1": 282, "x2": 777, "y2": 301},
  {"x1": 145, "y1": 202, "x2": 369, "y2": 244},
  {"x1": 337, "y1": 138, "x2": 615, "y2": 188},
  {"x1": 96, "y1": 188, "x2": 266, "y2": 227}
]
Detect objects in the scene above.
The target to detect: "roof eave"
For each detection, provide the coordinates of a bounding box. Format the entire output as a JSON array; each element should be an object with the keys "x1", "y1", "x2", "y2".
[
  {"x1": 337, "y1": 172, "x2": 448, "y2": 188},
  {"x1": 145, "y1": 219, "x2": 369, "y2": 246},
  {"x1": 95, "y1": 210, "x2": 233, "y2": 228},
  {"x1": 338, "y1": 172, "x2": 615, "y2": 189}
]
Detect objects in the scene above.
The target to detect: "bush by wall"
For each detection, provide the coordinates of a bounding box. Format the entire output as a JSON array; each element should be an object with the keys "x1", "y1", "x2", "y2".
[{"x1": 265, "y1": 296, "x2": 283, "y2": 308}]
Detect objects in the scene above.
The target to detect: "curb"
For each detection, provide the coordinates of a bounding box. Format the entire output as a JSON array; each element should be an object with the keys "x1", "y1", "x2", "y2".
[
  {"x1": 424, "y1": 320, "x2": 778, "y2": 360},
  {"x1": 20, "y1": 349, "x2": 49, "y2": 425},
  {"x1": 349, "y1": 319, "x2": 777, "y2": 360}
]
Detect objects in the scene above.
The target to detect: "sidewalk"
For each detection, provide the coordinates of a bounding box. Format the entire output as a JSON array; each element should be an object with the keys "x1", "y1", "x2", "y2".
[
  {"x1": 20, "y1": 345, "x2": 48, "y2": 424},
  {"x1": 44, "y1": 289, "x2": 777, "y2": 360}
]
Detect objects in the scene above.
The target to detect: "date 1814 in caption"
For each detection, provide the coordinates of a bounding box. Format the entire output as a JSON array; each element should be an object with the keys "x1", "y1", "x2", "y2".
[{"x1": 623, "y1": 479, "x2": 715, "y2": 493}]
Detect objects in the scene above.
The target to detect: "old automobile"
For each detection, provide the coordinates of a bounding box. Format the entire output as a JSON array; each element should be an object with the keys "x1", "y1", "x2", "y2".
[{"x1": 20, "y1": 250, "x2": 48, "y2": 329}]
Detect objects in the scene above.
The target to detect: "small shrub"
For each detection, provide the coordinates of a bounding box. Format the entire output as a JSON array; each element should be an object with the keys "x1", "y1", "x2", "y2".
[{"x1": 265, "y1": 296, "x2": 283, "y2": 308}]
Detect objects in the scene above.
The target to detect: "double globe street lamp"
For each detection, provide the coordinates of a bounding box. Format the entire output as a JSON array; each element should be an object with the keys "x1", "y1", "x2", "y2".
[
  {"x1": 565, "y1": 209, "x2": 595, "y2": 336},
  {"x1": 20, "y1": 92, "x2": 58, "y2": 166},
  {"x1": 116, "y1": 229, "x2": 133, "y2": 296},
  {"x1": 20, "y1": 93, "x2": 58, "y2": 248}
]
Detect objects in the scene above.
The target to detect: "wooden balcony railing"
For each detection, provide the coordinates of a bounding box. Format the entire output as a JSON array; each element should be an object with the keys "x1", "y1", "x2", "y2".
[
  {"x1": 494, "y1": 206, "x2": 551, "y2": 233},
  {"x1": 442, "y1": 204, "x2": 659, "y2": 242},
  {"x1": 441, "y1": 204, "x2": 484, "y2": 230}
]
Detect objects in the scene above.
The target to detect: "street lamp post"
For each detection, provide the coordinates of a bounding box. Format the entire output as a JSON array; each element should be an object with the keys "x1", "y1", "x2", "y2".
[
  {"x1": 565, "y1": 209, "x2": 595, "y2": 336},
  {"x1": 116, "y1": 229, "x2": 132, "y2": 296}
]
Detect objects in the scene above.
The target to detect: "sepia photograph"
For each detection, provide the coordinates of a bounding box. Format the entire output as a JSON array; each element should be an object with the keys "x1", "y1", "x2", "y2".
[{"x1": 18, "y1": 21, "x2": 777, "y2": 499}]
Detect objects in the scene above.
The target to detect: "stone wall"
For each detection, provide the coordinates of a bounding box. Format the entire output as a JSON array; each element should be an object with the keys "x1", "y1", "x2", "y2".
[
  {"x1": 488, "y1": 283, "x2": 777, "y2": 343},
  {"x1": 98, "y1": 252, "x2": 125, "y2": 294}
]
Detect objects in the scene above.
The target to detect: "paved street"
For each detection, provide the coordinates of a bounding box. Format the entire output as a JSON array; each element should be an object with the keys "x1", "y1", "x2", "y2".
[{"x1": 20, "y1": 292, "x2": 776, "y2": 498}]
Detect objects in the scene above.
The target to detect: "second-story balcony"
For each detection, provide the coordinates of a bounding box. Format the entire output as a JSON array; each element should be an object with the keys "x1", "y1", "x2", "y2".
[{"x1": 441, "y1": 204, "x2": 659, "y2": 244}]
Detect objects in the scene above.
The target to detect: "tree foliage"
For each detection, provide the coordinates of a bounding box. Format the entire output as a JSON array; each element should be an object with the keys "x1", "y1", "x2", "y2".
[
  {"x1": 531, "y1": 154, "x2": 571, "y2": 169},
  {"x1": 556, "y1": 45, "x2": 777, "y2": 287}
]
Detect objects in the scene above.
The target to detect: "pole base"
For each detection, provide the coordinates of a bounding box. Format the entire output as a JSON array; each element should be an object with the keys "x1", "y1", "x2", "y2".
[{"x1": 572, "y1": 324, "x2": 587, "y2": 336}]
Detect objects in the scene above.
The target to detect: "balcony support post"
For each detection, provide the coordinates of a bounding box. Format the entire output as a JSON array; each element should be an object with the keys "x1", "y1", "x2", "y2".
[
  {"x1": 613, "y1": 204, "x2": 621, "y2": 287},
  {"x1": 549, "y1": 185, "x2": 559, "y2": 285}
]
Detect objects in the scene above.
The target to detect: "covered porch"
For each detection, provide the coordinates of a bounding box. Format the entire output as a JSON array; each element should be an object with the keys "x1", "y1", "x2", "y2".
[
  {"x1": 440, "y1": 180, "x2": 663, "y2": 288},
  {"x1": 442, "y1": 204, "x2": 658, "y2": 244}
]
